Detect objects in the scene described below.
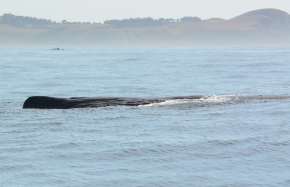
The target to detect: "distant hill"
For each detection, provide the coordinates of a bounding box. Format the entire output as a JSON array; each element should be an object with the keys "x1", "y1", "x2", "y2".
[
  {"x1": 230, "y1": 8, "x2": 290, "y2": 24},
  {"x1": 178, "y1": 8, "x2": 290, "y2": 45},
  {"x1": 0, "y1": 8, "x2": 290, "y2": 45},
  {"x1": 104, "y1": 16, "x2": 201, "y2": 28},
  {"x1": 203, "y1": 18, "x2": 226, "y2": 22}
]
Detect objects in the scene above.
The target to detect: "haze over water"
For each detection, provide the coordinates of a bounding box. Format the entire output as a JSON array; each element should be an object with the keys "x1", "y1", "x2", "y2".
[{"x1": 1, "y1": 46, "x2": 290, "y2": 186}]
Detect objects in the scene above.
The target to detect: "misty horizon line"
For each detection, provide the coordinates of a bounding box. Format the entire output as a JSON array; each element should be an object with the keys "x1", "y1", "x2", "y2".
[
  {"x1": 0, "y1": 13, "x2": 205, "y2": 25},
  {"x1": 1, "y1": 8, "x2": 288, "y2": 25},
  {"x1": 1, "y1": 8, "x2": 290, "y2": 46}
]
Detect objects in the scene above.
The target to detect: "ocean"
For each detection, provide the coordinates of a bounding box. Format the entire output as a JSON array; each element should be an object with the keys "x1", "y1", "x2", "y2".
[{"x1": 1, "y1": 46, "x2": 290, "y2": 186}]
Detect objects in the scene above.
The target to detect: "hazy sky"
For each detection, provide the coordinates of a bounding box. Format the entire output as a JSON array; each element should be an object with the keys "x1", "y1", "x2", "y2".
[{"x1": 1, "y1": 0, "x2": 290, "y2": 23}]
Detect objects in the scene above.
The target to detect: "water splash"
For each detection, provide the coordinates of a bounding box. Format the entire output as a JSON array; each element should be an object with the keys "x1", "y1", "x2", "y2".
[{"x1": 142, "y1": 94, "x2": 258, "y2": 108}]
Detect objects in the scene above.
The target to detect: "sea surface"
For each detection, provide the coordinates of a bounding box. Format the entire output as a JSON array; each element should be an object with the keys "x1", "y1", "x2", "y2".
[{"x1": 1, "y1": 46, "x2": 290, "y2": 187}]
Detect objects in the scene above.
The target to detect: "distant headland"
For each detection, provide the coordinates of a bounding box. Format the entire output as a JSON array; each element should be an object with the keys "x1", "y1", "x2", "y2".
[{"x1": 0, "y1": 8, "x2": 289, "y2": 46}]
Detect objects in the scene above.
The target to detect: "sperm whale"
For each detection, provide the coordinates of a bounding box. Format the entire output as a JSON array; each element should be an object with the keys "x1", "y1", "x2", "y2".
[{"x1": 22, "y1": 95, "x2": 290, "y2": 109}]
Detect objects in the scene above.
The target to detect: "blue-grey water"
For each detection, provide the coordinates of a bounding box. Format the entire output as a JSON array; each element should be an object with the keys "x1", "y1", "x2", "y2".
[{"x1": 1, "y1": 46, "x2": 290, "y2": 187}]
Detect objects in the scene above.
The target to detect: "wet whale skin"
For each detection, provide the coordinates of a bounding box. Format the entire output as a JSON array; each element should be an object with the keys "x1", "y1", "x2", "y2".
[
  {"x1": 23, "y1": 95, "x2": 290, "y2": 109},
  {"x1": 22, "y1": 96, "x2": 203, "y2": 109}
]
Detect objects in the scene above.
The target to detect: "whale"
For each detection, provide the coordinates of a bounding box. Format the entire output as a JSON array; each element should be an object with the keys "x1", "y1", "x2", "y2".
[{"x1": 22, "y1": 95, "x2": 290, "y2": 109}]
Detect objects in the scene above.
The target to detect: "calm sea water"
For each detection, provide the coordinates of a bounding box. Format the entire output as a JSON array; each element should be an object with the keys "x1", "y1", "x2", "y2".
[{"x1": 1, "y1": 46, "x2": 290, "y2": 187}]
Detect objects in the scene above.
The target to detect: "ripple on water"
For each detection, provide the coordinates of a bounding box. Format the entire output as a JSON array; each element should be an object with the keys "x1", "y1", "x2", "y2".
[{"x1": 1, "y1": 47, "x2": 290, "y2": 186}]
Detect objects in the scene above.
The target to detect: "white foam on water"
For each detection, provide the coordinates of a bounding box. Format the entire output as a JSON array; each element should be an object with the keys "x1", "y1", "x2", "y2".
[{"x1": 143, "y1": 94, "x2": 239, "y2": 107}]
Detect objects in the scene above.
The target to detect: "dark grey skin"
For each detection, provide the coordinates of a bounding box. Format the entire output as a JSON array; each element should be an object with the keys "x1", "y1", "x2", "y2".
[{"x1": 23, "y1": 95, "x2": 290, "y2": 109}]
